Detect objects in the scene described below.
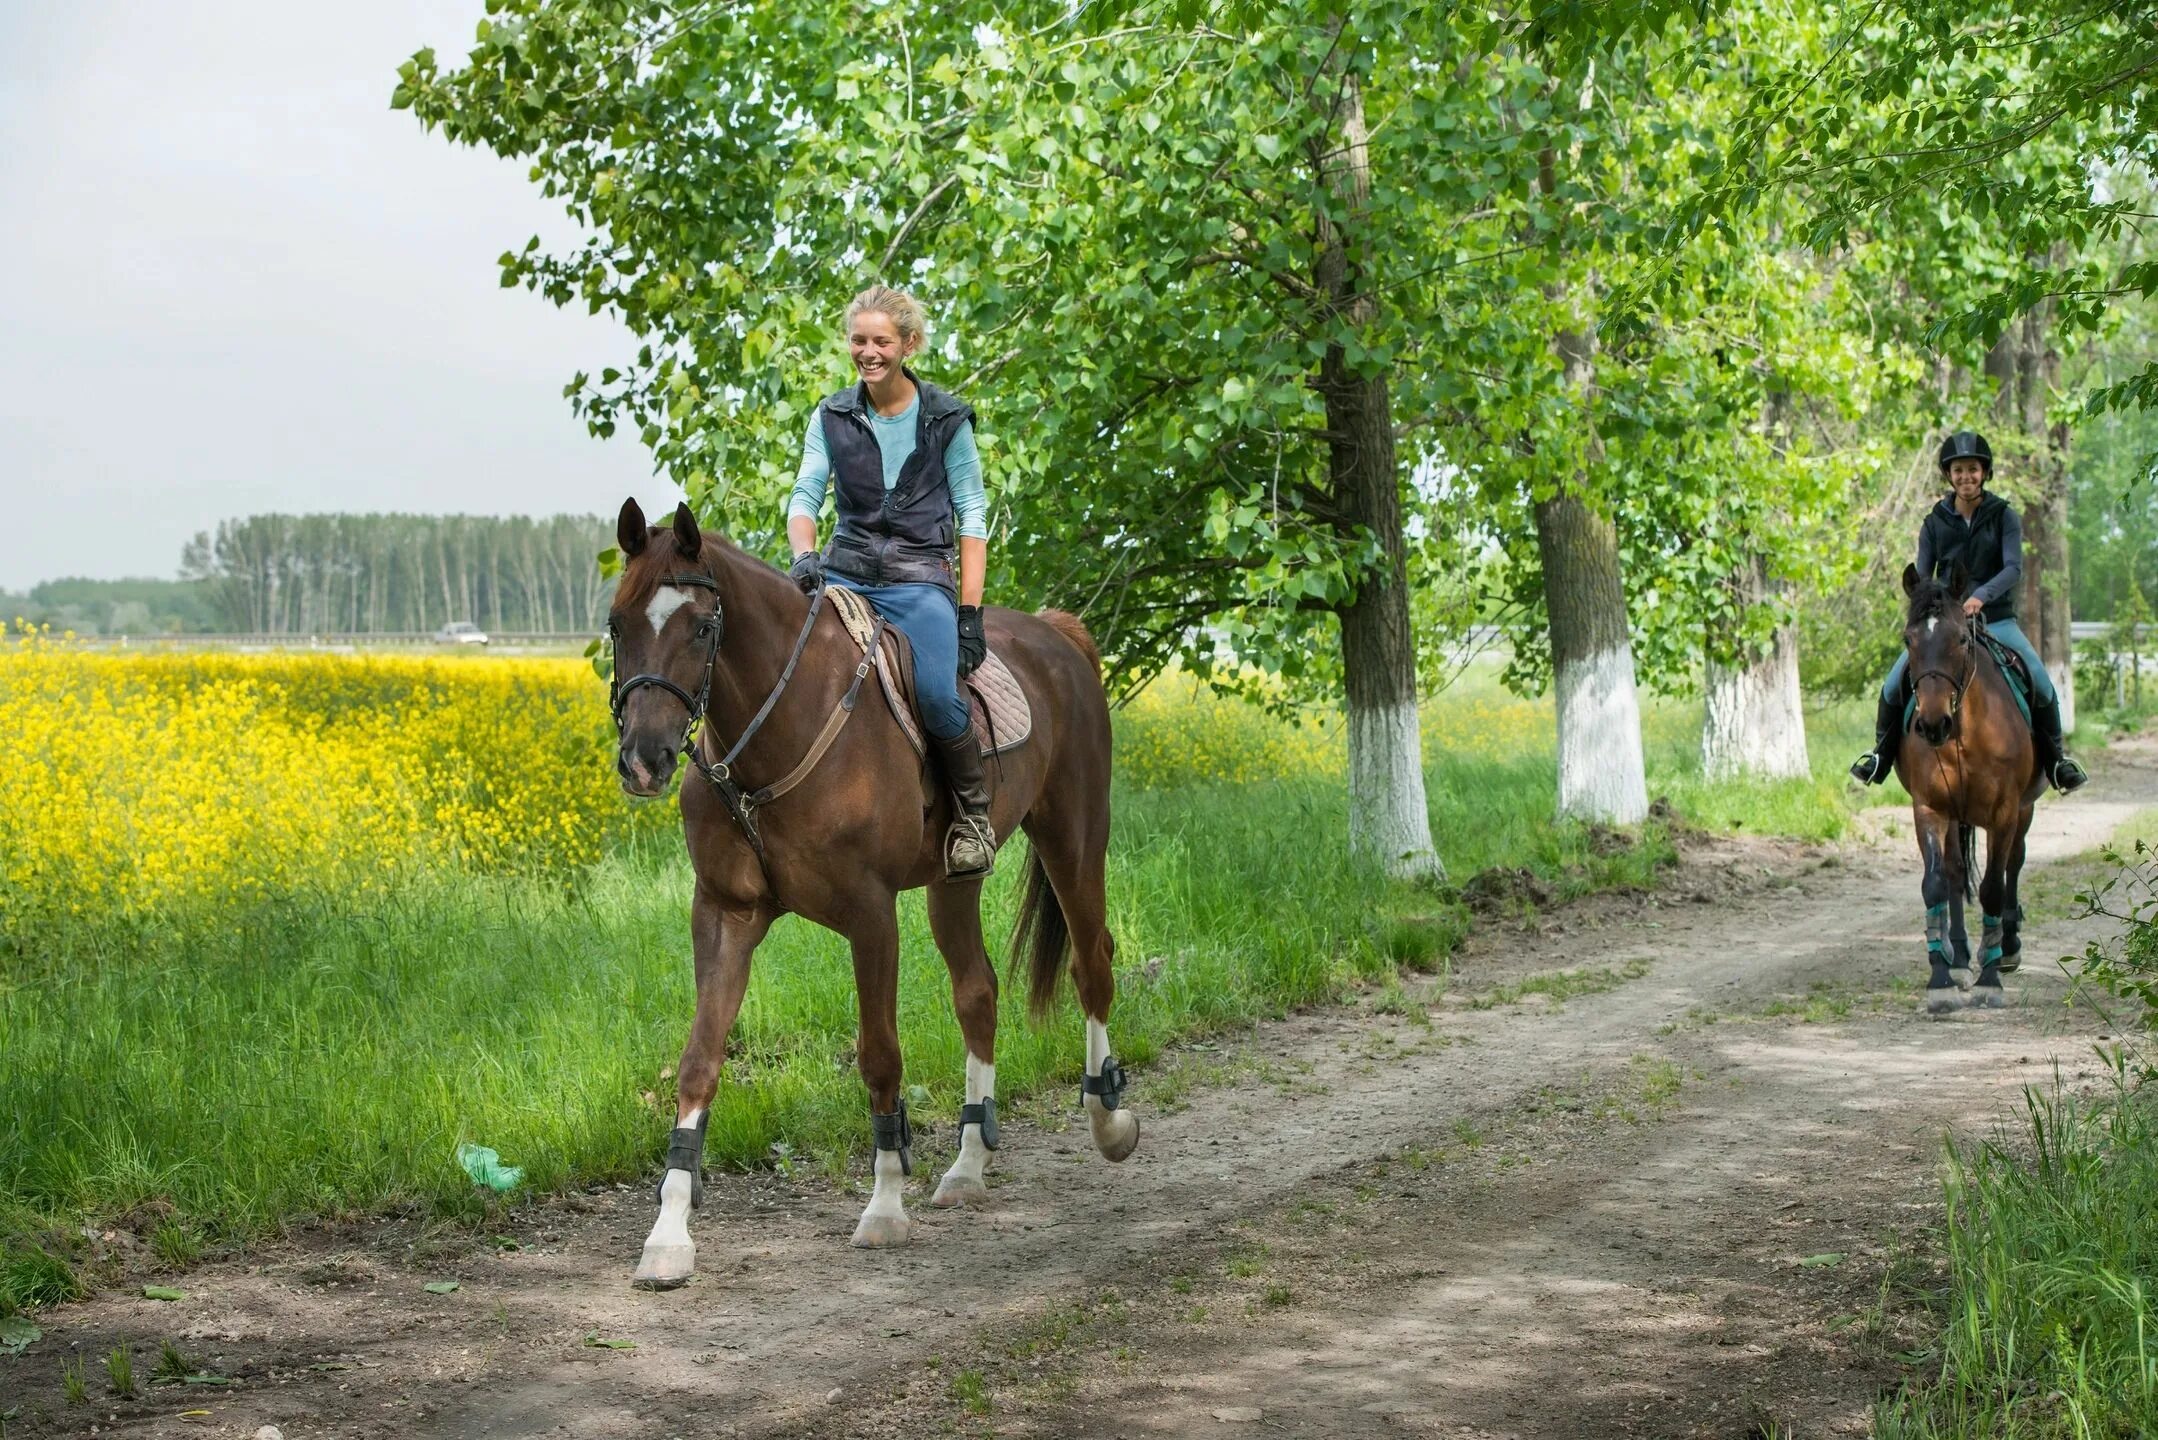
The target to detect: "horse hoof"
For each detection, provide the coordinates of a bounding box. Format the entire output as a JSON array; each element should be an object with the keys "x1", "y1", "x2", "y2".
[
  {"x1": 930, "y1": 1174, "x2": 990, "y2": 1209},
  {"x1": 850, "y1": 1211, "x2": 913, "y2": 1248},
  {"x1": 631, "y1": 1242, "x2": 695, "y2": 1290},
  {"x1": 1924, "y1": 990, "x2": 1961, "y2": 1015},
  {"x1": 1091, "y1": 1108, "x2": 1140, "y2": 1163},
  {"x1": 1972, "y1": 985, "x2": 2007, "y2": 1009},
  {"x1": 1949, "y1": 966, "x2": 1974, "y2": 991},
  {"x1": 1995, "y1": 954, "x2": 2022, "y2": 975}
]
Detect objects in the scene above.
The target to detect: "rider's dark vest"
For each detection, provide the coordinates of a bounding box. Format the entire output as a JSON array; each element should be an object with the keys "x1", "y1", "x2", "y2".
[
  {"x1": 817, "y1": 372, "x2": 973, "y2": 598},
  {"x1": 1920, "y1": 493, "x2": 2016, "y2": 623}
]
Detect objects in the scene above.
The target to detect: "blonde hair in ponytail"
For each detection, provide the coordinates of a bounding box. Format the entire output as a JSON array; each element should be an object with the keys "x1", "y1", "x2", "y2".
[{"x1": 843, "y1": 285, "x2": 928, "y2": 350}]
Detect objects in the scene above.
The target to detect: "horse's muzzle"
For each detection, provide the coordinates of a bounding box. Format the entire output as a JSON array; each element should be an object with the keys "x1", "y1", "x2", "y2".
[
  {"x1": 618, "y1": 740, "x2": 679, "y2": 797},
  {"x1": 1914, "y1": 712, "x2": 1954, "y2": 746}
]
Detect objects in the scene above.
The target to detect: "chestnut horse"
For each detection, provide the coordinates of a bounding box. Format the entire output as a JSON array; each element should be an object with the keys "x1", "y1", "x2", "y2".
[
  {"x1": 1894, "y1": 562, "x2": 2043, "y2": 1015},
  {"x1": 607, "y1": 500, "x2": 1138, "y2": 1289}
]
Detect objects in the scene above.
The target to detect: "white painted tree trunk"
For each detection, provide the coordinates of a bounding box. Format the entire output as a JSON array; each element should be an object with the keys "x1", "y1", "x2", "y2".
[
  {"x1": 2054, "y1": 659, "x2": 2076, "y2": 736},
  {"x1": 1702, "y1": 623, "x2": 1810, "y2": 781},
  {"x1": 1347, "y1": 696, "x2": 1443, "y2": 879},
  {"x1": 1554, "y1": 643, "x2": 1650, "y2": 823}
]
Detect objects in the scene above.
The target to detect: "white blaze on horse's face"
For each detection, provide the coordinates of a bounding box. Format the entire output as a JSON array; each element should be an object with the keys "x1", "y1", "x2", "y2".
[
  {"x1": 644, "y1": 584, "x2": 695, "y2": 637},
  {"x1": 1927, "y1": 616, "x2": 1938, "y2": 636}
]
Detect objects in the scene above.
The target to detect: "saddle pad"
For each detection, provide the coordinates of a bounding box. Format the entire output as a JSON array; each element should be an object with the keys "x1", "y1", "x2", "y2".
[{"x1": 825, "y1": 587, "x2": 1032, "y2": 759}]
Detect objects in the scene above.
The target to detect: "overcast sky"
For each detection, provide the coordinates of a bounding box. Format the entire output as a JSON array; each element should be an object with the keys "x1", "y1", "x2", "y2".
[{"x1": 0, "y1": 1, "x2": 681, "y2": 590}]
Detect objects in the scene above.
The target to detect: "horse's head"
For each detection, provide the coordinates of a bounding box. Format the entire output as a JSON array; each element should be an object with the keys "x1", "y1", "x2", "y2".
[
  {"x1": 1902, "y1": 560, "x2": 1972, "y2": 747},
  {"x1": 608, "y1": 498, "x2": 722, "y2": 796}
]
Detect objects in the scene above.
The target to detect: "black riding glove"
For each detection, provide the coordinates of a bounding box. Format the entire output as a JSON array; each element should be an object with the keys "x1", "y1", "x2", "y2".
[
  {"x1": 788, "y1": 551, "x2": 825, "y2": 595},
  {"x1": 956, "y1": 604, "x2": 986, "y2": 677}
]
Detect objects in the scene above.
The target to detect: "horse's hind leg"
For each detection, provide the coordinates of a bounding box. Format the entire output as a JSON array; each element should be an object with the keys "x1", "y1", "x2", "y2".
[
  {"x1": 1916, "y1": 806, "x2": 1960, "y2": 1014},
  {"x1": 635, "y1": 889, "x2": 770, "y2": 1290},
  {"x1": 1029, "y1": 815, "x2": 1140, "y2": 1163},
  {"x1": 1999, "y1": 803, "x2": 2034, "y2": 972},
  {"x1": 926, "y1": 880, "x2": 999, "y2": 1209},
  {"x1": 847, "y1": 898, "x2": 915, "y2": 1248}
]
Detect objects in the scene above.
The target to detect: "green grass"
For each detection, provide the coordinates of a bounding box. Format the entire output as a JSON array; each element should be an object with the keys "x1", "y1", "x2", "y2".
[
  {"x1": 1877, "y1": 1073, "x2": 2158, "y2": 1438},
  {"x1": 0, "y1": 679, "x2": 1884, "y2": 1310}
]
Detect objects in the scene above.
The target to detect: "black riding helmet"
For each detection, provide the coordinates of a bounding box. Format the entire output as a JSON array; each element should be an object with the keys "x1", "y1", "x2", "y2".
[{"x1": 1938, "y1": 430, "x2": 1993, "y2": 475}]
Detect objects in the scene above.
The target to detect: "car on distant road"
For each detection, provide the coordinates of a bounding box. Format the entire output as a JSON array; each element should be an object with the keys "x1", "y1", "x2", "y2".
[{"x1": 434, "y1": 621, "x2": 490, "y2": 646}]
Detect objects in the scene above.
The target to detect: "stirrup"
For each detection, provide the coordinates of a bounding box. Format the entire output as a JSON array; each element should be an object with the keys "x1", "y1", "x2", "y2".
[
  {"x1": 1849, "y1": 750, "x2": 1890, "y2": 786},
  {"x1": 2052, "y1": 756, "x2": 2088, "y2": 793},
  {"x1": 944, "y1": 812, "x2": 997, "y2": 879}
]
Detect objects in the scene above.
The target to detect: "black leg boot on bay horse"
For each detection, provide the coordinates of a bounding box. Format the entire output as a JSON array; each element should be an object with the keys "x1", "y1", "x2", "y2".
[
  {"x1": 1850, "y1": 690, "x2": 1904, "y2": 785},
  {"x1": 2032, "y1": 696, "x2": 2088, "y2": 793},
  {"x1": 933, "y1": 728, "x2": 998, "y2": 878}
]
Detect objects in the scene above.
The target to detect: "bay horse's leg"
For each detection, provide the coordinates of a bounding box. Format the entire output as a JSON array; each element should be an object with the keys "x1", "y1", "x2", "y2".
[
  {"x1": 1947, "y1": 824, "x2": 1974, "y2": 976},
  {"x1": 847, "y1": 899, "x2": 914, "y2": 1248},
  {"x1": 1916, "y1": 806, "x2": 1961, "y2": 1014},
  {"x1": 634, "y1": 887, "x2": 772, "y2": 1290},
  {"x1": 1032, "y1": 821, "x2": 1140, "y2": 1163},
  {"x1": 1998, "y1": 803, "x2": 2034, "y2": 972},
  {"x1": 1972, "y1": 821, "x2": 2010, "y2": 1008},
  {"x1": 925, "y1": 880, "x2": 999, "y2": 1209}
]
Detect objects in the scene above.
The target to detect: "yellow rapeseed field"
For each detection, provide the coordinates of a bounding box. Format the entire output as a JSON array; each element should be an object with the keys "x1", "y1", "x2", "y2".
[{"x1": 0, "y1": 628, "x2": 668, "y2": 935}]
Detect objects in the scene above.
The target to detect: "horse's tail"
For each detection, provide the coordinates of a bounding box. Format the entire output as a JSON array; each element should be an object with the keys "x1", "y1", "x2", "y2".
[
  {"x1": 1038, "y1": 608, "x2": 1100, "y2": 673},
  {"x1": 1010, "y1": 847, "x2": 1071, "y2": 1021}
]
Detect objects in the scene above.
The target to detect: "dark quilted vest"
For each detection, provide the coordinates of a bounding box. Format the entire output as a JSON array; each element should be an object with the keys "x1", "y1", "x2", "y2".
[
  {"x1": 817, "y1": 372, "x2": 974, "y2": 598},
  {"x1": 1920, "y1": 494, "x2": 2015, "y2": 622}
]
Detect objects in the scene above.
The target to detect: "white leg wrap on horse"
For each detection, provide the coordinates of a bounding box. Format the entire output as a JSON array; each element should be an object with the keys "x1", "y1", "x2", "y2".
[
  {"x1": 633, "y1": 1106, "x2": 703, "y2": 1288},
  {"x1": 1084, "y1": 1017, "x2": 1140, "y2": 1161},
  {"x1": 852, "y1": 1147, "x2": 914, "y2": 1246},
  {"x1": 934, "y1": 1055, "x2": 995, "y2": 1207}
]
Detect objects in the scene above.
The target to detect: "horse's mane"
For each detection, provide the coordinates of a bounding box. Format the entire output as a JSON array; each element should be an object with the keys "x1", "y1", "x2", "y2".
[{"x1": 614, "y1": 527, "x2": 753, "y2": 613}]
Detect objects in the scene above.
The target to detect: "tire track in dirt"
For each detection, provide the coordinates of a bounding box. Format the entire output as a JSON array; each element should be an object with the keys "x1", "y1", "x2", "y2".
[{"x1": 6, "y1": 741, "x2": 2153, "y2": 1439}]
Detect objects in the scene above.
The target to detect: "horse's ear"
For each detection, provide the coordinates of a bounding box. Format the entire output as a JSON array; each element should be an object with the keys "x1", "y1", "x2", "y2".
[
  {"x1": 1948, "y1": 560, "x2": 1970, "y2": 598},
  {"x1": 672, "y1": 502, "x2": 703, "y2": 561},
  {"x1": 617, "y1": 498, "x2": 649, "y2": 558},
  {"x1": 1901, "y1": 563, "x2": 1920, "y2": 597}
]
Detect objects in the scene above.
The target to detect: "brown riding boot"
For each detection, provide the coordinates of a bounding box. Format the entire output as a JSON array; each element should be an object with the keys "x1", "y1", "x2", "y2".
[{"x1": 930, "y1": 728, "x2": 998, "y2": 878}]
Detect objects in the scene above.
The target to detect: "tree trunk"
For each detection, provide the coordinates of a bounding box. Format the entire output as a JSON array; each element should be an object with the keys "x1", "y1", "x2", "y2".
[
  {"x1": 1702, "y1": 556, "x2": 1809, "y2": 780},
  {"x1": 1536, "y1": 301, "x2": 1648, "y2": 824},
  {"x1": 1990, "y1": 288, "x2": 2076, "y2": 731},
  {"x1": 1314, "y1": 51, "x2": 1442, "y2": 880}
]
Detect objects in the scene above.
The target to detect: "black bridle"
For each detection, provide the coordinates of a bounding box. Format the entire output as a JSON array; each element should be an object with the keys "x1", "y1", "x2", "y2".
[
  {"x1": 1910, "y1": 612, "x2": 1979, "y2": 725},
  {"x1": 609, "y1": 572, "x2": 726, "y2": 746},
  {"x1": 608, "y1": 571, "x2": 872, "y2": 872}
]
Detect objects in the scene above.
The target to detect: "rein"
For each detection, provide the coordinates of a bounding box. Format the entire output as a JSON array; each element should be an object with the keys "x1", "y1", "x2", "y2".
[{"x1": 610, "y1": 574, "x2": 883, "y2": 876}]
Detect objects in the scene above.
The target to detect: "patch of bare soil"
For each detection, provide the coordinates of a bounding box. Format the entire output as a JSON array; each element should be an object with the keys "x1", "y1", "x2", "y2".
[{"x1": 5, "y1": 740, "x2": 2155, "y2": 1440}]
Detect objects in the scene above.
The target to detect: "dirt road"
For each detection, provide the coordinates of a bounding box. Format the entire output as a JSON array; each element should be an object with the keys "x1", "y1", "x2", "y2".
[{"x1": 7, "y1": 742, "x2": 2154, "y2": 1439}]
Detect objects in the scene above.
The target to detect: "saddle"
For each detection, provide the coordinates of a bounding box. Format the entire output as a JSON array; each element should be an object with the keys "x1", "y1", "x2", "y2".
[
  {"x1": 1901, "y1": 626, "x2": 2034, "y2": 733},
  {"x1": 826, "y1": 586, "x2": 1033, "y2": 760}
]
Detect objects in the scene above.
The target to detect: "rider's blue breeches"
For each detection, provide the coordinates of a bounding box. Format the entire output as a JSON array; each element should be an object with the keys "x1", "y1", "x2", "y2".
[
  {"x1": 827, "y1": 575, "x2": 971, "y2": 741},
  {"x1": 1883, "y1": 617, "x2": 2054, "y2": 706}
]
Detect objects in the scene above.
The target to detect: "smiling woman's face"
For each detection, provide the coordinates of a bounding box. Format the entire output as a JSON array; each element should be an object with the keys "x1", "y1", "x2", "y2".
[
  {"x1": 848, "y1": 310, "x2": 916, "y2": 384},
  {"x1": 1947, "y1": 456, "x2": 1987, "y2": 500}
]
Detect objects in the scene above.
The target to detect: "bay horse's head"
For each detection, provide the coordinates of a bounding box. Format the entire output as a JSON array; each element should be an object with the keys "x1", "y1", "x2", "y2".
[
  {"x1": 608, "y1": 498, "x2": 721, "y2": 796},
  {"x1": 1902, "y1": 560, "x2": 1973, "y2": 747}
]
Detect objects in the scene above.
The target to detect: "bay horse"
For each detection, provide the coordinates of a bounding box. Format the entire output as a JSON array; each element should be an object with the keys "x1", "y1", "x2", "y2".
[
  {"x1": 1894, "y1": 562, "x2": 2043, "y2": 1014},
  {"x1": 606, "y1": 500, "x2": 1137, "y2": 1289}
]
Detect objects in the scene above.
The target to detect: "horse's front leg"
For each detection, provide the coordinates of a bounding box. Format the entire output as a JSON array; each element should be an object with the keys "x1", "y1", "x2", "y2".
[
  {"x1": 847, "y1": 897, "x2": 914, "y2": 1248},
  {"x1": 1972, "y1": 824, "x2": 2010, "y2": 1008},
  {"x1": 926, "y1": 879, "x2": 998, "y2": 1209},
  {"x1": 633, "y1": 885, "x2": 771, "y2": 1290},
  {"x1": 1947, "y1": 825, "x2": 1973, "y2": 977},
  {"x1": 1916, "y1": 806, "x2": 1960, "y2": 1014}
]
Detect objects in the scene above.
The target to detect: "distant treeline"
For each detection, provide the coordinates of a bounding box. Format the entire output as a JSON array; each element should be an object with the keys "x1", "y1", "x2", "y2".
[
  {"x1": 2, "y1": 577, "x2": 226, "y2": 637},
  {"x1": 177, "y1": 513, "x2": 615, "y2": 634}
]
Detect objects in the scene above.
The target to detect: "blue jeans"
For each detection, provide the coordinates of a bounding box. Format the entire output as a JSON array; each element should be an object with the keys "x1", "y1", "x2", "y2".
[
  {"x1": 829, "y1": 576, "x2": 970, "y2": 740},
  {"x1": 1883, "y1": 617, "x2": 2055, "y2": 705}
]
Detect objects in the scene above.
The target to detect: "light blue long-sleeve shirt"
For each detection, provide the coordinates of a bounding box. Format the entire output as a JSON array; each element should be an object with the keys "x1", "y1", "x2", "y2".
[{"x1": 787, "y1": 392, "x2": 987, "y2": 540}]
